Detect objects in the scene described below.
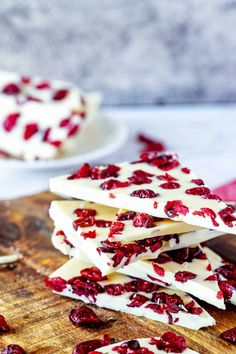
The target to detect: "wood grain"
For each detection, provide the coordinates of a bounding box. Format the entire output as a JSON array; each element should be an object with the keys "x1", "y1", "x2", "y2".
[{"x1": 0, "y1": 192, "x2": 235, "y2": 354}]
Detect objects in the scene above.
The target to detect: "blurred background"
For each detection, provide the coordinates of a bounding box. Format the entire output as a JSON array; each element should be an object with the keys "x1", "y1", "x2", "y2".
[{"x1": 1, "y1": 0, "x2": 236, "y2": 105}]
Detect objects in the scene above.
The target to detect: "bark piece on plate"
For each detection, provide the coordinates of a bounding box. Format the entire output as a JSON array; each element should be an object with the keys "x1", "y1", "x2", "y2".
[
  {"x1": 50, "y1": 152, "x2": 236, "y2": 234},
  {"x1": 120, "y1": 245, "x2": 225, "y2": 309},
  {"x1": 0, "y1": 70, "x2": 100, "y2": 160},
  {"x1": 45, "y1": 258, "x2": 215, "y2": 330},
  {"x1": 203, "y1": 246, "x2": 236, "y2": 306}
]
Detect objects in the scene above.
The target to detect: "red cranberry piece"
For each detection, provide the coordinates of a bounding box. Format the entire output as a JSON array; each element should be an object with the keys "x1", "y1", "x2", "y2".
[
  {"x1": 52, "y1": 89, "x2": 69, "y2": 100},
  {"x1": 74, "y1": 208, "x2": 97, "y2": 217},
  {"x1": 156, "y1": 254, "x2": 172, "y2": 264},
  {"x1": 116, "y1": 211, "x2": 136, "y2": 221},
  {"x1": 104, "y1": 283, "x2": 124, "y2": 296},
  {"x1": 127, "y1": 293, "x2": 149, "y2": 307},
  {"x1": 36, "y1": 81, "x2": 51, "y2": 89},
  {"x1": 159, "y1": 182, "x2": 180, "y2": 189},
  {"x1": 23, "y1": 123, "x2": 38, "y2": 140},
  {"x1": 137, "y1": 133, "x2": 165, "y2": 153},
  {"x1": 44, "y1": 276, "x2": 67, "y2": 292},
  {"x1": 68, "y1": 124, "x2": 79, "y2": 137},
  {"x1": 219, "y1": 206, "x2": 236, "y2": 227},
  {"x1": 68, "y1": 163, "x2": 92, "y2": 179},
  {"x1": 69, "y1": 306, "x2": 104, "y2": 328},
  {"x1": 73, "y1": 216, "x2": 95, "y2": 230},
  {"x1": 218, "y1": 280, "x2": 236, "y2": 300},
  {"x1": 140, "y1": 152, "x2": 179, "y2": 171},
  {"x1": 21, "y1": 76, "x2": 31, "y2": 84},
  {"x1": 216, "y1": 263, "x2": 236, "y2": 281},
  {"x1": 128, "y1": 170, "x2": 153, "y2": 185},
  {"x1": 134, "y1": 279, "x2": 159, "y2": 293},
  {"x1": 68, "y1": 277, "x2": 104, "y2": 301},
  {"x1": 133, "y1": 213, "x2": 155, "y2": 228},
  {"x1": 59, "y1": 118, "x2": 70, "y2": 127},
  {"x1": 0, "y1": 314, "x2": 10, "y2": 333},
  {"x1": 191, "y1": 179, "x2": 204, "y2": 186},
  {"x1": 220, "y1": 327, "x2": 236, "y2": 344},
  {"x1": 80, "y1": 267, "x2": 103, "y2": 281},
  {"x1": 153, "y1": 201, "x2": 158, "y2": 209},
  {"x1": 174, "y1": 271, "x2": 197, "y2": 283},
  {"x1": 91, "y1": 164, "x2": 121, "y2": 180},
  {"x1": 95, "y1": 220, "x2": 112, "y2": 228},
  {"x1": 81, "y1": 230, "x2": 97, "y2": 239},
  {"x1": 181, "y1": 167, "x2": 190, "y2": 174},
  {"x1": 200, "y1": 208, "x2": 219, "y2": 227},
  {"x1": 50, "y1": 140, "x2": 62, "y2": 148},
  {"x1": 185, "y1": 300, "x2": 203, "y2": 315},
  {"x1": 100, "y1": 179, "x2": 130, "y2": 190},
  {"x1": 1, "y1": 344, "x2": 26, "y2": 354},
  {"x1": 3, "y1": 112, "x2": 20, "y2": 132},
  {"x1": 153, "y1": 264, "x2": 165, "y2": 276},
  {"x1": 157, "y1": 173, "x2": 177, "y2": 182},
  {"x1": 72, "y1": 335, "x2": 111, "y2": 354},
  {"x1": 42, "y1": 127, "x2": 51, "y2": 142},
  {"x1": 131, "y1": 189, "x2": 158, "y2": 198},
  {"x1": 151, "y1": 332, "x2": 187, "y2": 353},
  {"x1": 113, "y1": 339, "x2": 142, "y2": 353},
  {"x1": 185, "y1": 187, "x2": 210, "y2": 197},
  {"x1": 2, "y1": 83, "x2": 20, "y2": 95},
  {"x1": 164, "y1": 200, "x2": 189, "y2": 218},
  {"x1": 109, "y1": 221, "x2": 124, "y2": 237}
]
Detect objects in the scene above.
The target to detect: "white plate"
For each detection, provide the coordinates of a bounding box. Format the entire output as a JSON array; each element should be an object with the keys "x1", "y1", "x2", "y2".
[{"x1": 0, "y1": 115, "x2": 128, "y2": 171}]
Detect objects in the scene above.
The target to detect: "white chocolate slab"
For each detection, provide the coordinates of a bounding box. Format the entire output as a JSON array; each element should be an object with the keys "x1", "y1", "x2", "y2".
[
  {"x1": 94, "y1": 336, "x2": 199, "y2": 354},
  {"x1": 120, "y1": 245, "x2": 225, "y2": 309},
  {"x1": 48, "y1": 258, "x2": 215, "y2": 330},
  {"x1": 50, "y1": 153, "x2": 236, "y2": 234}
]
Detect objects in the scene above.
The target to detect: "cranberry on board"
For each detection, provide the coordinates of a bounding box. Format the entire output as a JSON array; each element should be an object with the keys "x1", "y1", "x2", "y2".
[
  {"x1": 1, "y1": 344, "x2": 26, "y2": 354},
  {"x1": 69, "y1": 306, "x2": 104, "y2": 328},
  {"x1": 0, "y1": 314, "x2": 10, "y2": 333}
]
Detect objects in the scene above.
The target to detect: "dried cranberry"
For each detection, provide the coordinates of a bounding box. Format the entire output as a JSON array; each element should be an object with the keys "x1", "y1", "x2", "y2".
[
  {"x1": 191, "y1": 179, "x2": 204, "y2": 186},
  {"x1": 72, "y1": 335, "x2": 111, "y2": 354},
  {"x1": 133, "y1": 213, "x2": 155, "y2": 228},
  {"x1": 3, "y1": 113, "x2": 20, "y2": 132},
  {"x1": 36, "y1": 81, "x2": 51, "y2": 89},
  {"x1": 69, "y1": 306, "x2": 104, "y2": 328},
  {"x1": 216, "y1": 263, "x2": 236, "y2": 281},
  {"x1": 164, "y1": 200, "x2": 189, "y2": 218},
  {"x1": 137, "y1": 133, "x2": 165, "y2": 153},
  {"x1": 60, "y1": 118, "x2": 70, "y2": 127},
  {"x1": 220, "y1": 327, "x2": 236, "y2": 344},
  {"x1": 68, "y1": 124, "x2": 79, "y2": 137},
  {"x1": 181, "y1": 167, "x2": 190, "y2": 174},
  {"x1": 200, "y1": 208, "x2": 219, "y2": 227},
  {"x1": 73, "y1": 217, "x2": 95, "y2": 230},
  {"x1": 21, "y1": 76, "x2": 31, "y2": 84},
  {"x1": 74, "y1": 208, "x2": 97, "y2": 217},
  {"x1": 0, "y1": 314, "x2": 10, "y2": 333},
  {"x1": 139, "y1": 152, "x2": 179, "y2": 171},
  {"x1": 185, "y1": 187, "x2": 210, "y2": 197},
  {"x1": 116, "y1": 211, "x2": 136, "y2": 221},
  {"x1": 91, "y1": 164, "x2": 120, "y2": 180},
  {"x1": 113, "y1": 339, "x2": 146, "y2": 353},
  {"x1": 219, "y1": 207, "x2": 236, "y2": 227},
  {"x1": 104, "y1": 283, "x2": 124, "y2": 296},
  {"x1": 150, "y1": 332, "x2": 187, "y2": 353},
  {"x1": 156, "y1": 254, "x2": 172, "y2": 264},
  {"x1": 80, "y1": 230, "x2": 97, "y2": 239},
  {"x1": 127, "y1": 293, "x2": 149, "y2": 307},
  {"x1": 100, "y1": 179, "x2": 130, "y2": 190},
  {"x1": 109, "y1": 222, "x2": 124, "y2": 237},
  {"x1": 131, "y1": 189, "x2": 158, "y2": 198},
  {"x1": 23, "y1": 123, "x2": 38, "y2": 140},
  {"x1": 133, "y1": 279, "x2": 159, "y2": 293},
  {"x1": 128, "y1": 170, "x2": 153, "y2": 185},
  {"x1": 218, "y1": 280, "x2": 236, "y2": 300},
  {"x1": 137, "y1": 236, "x2": 163, "y2": 253},
  {"x1": 159, "y1": 182, "x2": 180, "y2": 189},
  {"x1": 45, "y1": 276, "x2": 67, "y2": 292},
  {"x1": 1, "y1": 344, "x2": 26, "y2": 354},
  {"x1": 68, "y1": 163, "x2": 92, "y2": 179},
  {"x1": 95, "y1": 220, "x2": 112, "y2": 228},
  {"x1": 174, "y1": 271, "x2": 197, "y2": 283},
  {"x1": 185, "y1": 300, "x2": 203, "y2": 315},
  {"x1": 152, "y1": 264, "x2": 165, "y2": 276},
  {"x1": 80, "y1": 267, "x2": 103, "y2": 281},
  {"x1": 167, "y1": 246, "x2": 205, "y2": 264},
  {"x1": 2, "y1": 83, "x2": 20, "y2": 95},
  {"x1": 52, "y1": 89, "x2": 68, "y2": 100},
  {"x1": 68, "y1": 277, "x2": 104, "y2": 301},
  {"x1": 157, "y1": 173, "x2": 177, "y2": 182}
]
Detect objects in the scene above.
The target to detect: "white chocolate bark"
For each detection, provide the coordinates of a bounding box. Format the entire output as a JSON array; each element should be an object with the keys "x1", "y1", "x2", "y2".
[
  {"x1": 49, "y1": 201, "x2": 222, "y2": 275},
  {"x1": 94, "y1": 336, "x2": 199, "y2": 354},
  {"x1": 120, "y1": 245, "x2": 225, "y2": 309},
  {"x1": 203, "y1": 246, "x2": 236, "y2": 305},
  {"x1": 50, "y1": 153, "x2": 236, "y2": 234},
  {"x1": 0, "y1": 71, "x2": 100, "y2": 160},
  {"x1": 48, "y1": 258, "x2": 215, "y2": 330}
]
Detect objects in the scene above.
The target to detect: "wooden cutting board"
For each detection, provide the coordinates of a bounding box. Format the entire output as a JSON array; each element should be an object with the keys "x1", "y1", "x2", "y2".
[{"x1": 0, "y1": 192, "x2": 235, "y2": 354}]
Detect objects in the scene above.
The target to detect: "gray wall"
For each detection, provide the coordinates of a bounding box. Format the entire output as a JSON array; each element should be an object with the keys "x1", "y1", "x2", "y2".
[{"x1": 1, "y1": 0, "x2": 236, "y2": 105}]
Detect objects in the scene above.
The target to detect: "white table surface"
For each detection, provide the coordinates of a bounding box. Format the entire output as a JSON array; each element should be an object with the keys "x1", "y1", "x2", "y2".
[{"x1": 1, "y1": 104, "x2": 236, "y2": 200}]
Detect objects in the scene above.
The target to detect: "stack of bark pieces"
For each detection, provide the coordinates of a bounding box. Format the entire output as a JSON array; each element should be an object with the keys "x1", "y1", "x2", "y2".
[{"x1": 46, "y1": 152, "x2": 236, "y2": 330}]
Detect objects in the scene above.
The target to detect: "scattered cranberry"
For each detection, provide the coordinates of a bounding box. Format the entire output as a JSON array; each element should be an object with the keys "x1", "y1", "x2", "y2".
[
  {"x1": 220, "y1": 327, "x2": 236, "y2": 344},
  {"x1": 128, "y1": 170, "x2": 153, "y2": 185},
  {"x1": 3, "y1": 113, "x2": 20, "y2": 132},
  {"x1": 137, "y1": 133, "x2": 165, "y2": 153},
  {"x1": 104, "y1": 283, "x2": 124, "y2": 296},
  {"x1": 95, "y1": 220, "x2": 112, "y2": 228},
  {"x1": 80, "y1": 267, "x2": 103, "y2": 281},
  {"x1": 1, "y1": 344, "x2": 26, "y2": 354},
  {"x1": 52, "y1": 89, "x2": 69, "y2": 100},
  {"x1": 130, "y1": 189, "x2": 158, "y2": 198},
  {"x1": 108, "y1": 221, "x2": 124, "y2": 237},
  {"x1": 2, "y1": 83, "x2": 20, "y2": 95},
  {"x1": 157, "y1": 173, "x2": 177, "y2": 182},
  {"x1": 72, "y1": 335, "x2": 111, "y2": 354},
  {"x1": 127, "y1": 293, "x2": 149, "y2": 307},
  {"x1": 35, "y1": 81, "x2": 51, "y2": 89},
  {"x1": 68, "y1": 124, "x2": 79, "y2": 137},
  {"x1": 21, "y1": 76, "x2": 31, "y2": 84},
  {"x1": 60, "y1": 117, "x2": 70, "y2": 127},
  {"x1": 69, "y1": 306, "x2": 104, "y2": 328},
  {"x1": 191, "y1": 179, "x2": 204, "y2": 186},
  {"x1": 116, "y1": 211, "x2": 136, "y2": 221},
  {"x1": 81, "y1": 230, "x2": 97, "y2": 239},
  {"x1": 68, "y1": 163, "x2": 92, "y2": 179},
  {"x1": 150, "y1": 331, "x2": 187, "y2": 353},
  {"x1": 185, "y1": 187, "x2": 210, "y2": 197},
  {"x1": 218, "y1": 206, "x2": 236, "y2": 227},
  {"x1": 218, "y1": 280, "x2": 236, "y2": 301},
  {"x1": 200, "y1": 208, "x2": 219, "y2": 227},
  {"x1": 139, "y1": 152, "x2": 179, "y2": 171},
  {"x1": 164, "y1": 200, "x2": 189, "y2": 218},
  {"x1": 44, "y1": 276, "x2": 67, "y2": 292},
  {"x1": 152, "y1": 264, "x2": 165, "y2": 276},
  {"x1": 185, "y1": 300, "x2": 203, "y2": 315},
  {"x1": 100, "y1": 179, "x2": 130, "y2": 190},
  {"x1": 68, "y1": 276, "x2": 104, "y2": 301},
  {"x1": 174, "y1": 271, "x2": 197, "y2": 283},
  {"x1": 159, "y1": 182, "x2": 180, "y2": 189},
  {"x1": 133, "y1": 213, "x2": 155, "y2": 228},
  {"x1": 0, "y1": 314, "x2": 10, "y2": 333},
  {"x1": 91, "y1": 165, "x2": 120, "y2": 180},
  {"x1": 167, "y1": 246, "x2": 206, "y2": 264},
  {"x1": 74, "y1": 208, "x2": 97, "y2": 218},
  {"x1": 73, "y1": 217, "x2": 95, "y2": 230},
  {"x1": 181, "y1": 167, "x2": 190, "y2": 174},
  {"x1": 23, "y1": 123, "x2": 38, "y2": 140}
]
